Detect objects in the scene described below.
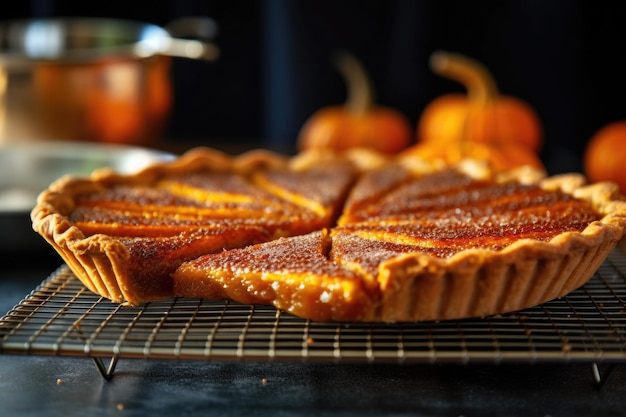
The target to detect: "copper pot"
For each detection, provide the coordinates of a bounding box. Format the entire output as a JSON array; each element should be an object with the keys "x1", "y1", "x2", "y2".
[{"x1": 0, "y1": 17, "x2": 218, "y2": 145}]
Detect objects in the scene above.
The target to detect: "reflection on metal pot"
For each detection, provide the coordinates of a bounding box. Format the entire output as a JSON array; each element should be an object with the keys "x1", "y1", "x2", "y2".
[{"x1": 0, "y1": 17, "x2": 218, "y2": 145}]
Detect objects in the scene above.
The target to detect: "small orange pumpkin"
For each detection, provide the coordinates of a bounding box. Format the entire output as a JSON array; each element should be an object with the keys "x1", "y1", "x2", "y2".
[
  {"x1": 403, "y1": 140, "x2": 544, "y2": 173},
  {"x1": 417, "y1": 51, "x2": 543, "y2": 152},
  {"x1": 298, "y1": 52, "x2": 412, "y2": 154},
  {"x1": 584, "y1": 120, "x2": 626, "y2": 194}
]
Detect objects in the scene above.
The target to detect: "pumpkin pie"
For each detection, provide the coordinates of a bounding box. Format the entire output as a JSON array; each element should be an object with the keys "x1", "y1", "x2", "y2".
[{"x1": 32, "y1": 147, "x2": 626, "y2": 322}]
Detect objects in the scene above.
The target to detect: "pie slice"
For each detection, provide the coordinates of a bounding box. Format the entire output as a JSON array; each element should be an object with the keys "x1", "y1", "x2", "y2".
[
  {"x1": 31, "y1": 147, "x2": 358, "y2": 305},
  {"x1": 173, "y1": 230, "x2": 381, "y2": 322},
  {"x1": 172, "y1": 159, "x2": 626, "y2": 322}
]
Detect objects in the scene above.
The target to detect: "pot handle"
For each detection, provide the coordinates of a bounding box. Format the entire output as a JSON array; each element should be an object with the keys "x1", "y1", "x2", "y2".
[{"x1": 162, "y1": 17, "x2": 220, "y2": 61}]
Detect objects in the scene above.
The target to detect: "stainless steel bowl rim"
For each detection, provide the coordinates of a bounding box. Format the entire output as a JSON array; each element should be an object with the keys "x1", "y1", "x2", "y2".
[{"x1": 0, "y1": 141, "x2": 176, "y2": 213}]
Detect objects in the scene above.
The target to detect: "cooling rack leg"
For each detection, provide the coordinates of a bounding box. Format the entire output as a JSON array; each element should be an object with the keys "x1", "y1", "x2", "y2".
[
  {"x1": 91, "y1": 356, "x2": 119, "y2": 381},
  {"x1": 591, "y1": 362, "x2": 616, "y2": 389}
]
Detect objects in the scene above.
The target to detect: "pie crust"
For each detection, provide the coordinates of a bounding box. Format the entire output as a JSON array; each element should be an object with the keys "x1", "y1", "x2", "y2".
[{"x1": 31, "y1": 147, "x2": 626, "y2": 322}]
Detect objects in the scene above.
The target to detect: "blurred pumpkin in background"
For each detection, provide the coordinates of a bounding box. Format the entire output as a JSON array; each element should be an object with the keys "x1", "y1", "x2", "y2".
[
  {"x1": 402, "y1": 139, "x2": 544, "y2": 172},
  {"x1": 407, "y1": 50, "x2": 544, "y2": 172},
  {"x1": 298, "y1": 52, "x2": 412, "y2": 154},
  {"x1": 584, "y1": 121, "x2": 626, "y2": 194},
  {"x1": 417, "y1": 51, "x2": 543, "y2": 153}
]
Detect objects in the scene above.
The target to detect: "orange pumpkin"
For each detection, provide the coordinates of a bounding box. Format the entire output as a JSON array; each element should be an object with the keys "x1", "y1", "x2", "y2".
[
  {"x1": 584, "y1": 121, "x2": 626, "y2": 194},
  {"x1": 403, "y1": 140, "x2": 544, "y2": 173},
  {"x1": 298, "y1": 53, "x2": 412, "y2": 154},
  {"x1": 417, "y1": 51, "x2": 543, "y2": 152}
]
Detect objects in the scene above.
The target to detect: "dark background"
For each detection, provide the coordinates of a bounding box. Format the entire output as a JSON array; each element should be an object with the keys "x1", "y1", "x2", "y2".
[{"x1": 7, "y1": 0, "x2": 626, "y2": 174}]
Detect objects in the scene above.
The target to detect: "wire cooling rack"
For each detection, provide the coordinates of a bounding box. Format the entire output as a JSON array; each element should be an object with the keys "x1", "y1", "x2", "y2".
[{"x1": 2, "y1": 245, "x2": 626, "y2": 382}]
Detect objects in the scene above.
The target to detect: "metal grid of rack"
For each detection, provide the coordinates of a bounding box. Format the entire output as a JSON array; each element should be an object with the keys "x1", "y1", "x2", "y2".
[{"x1": 2, "y1": 247, "x2": 626, "y2": 381}]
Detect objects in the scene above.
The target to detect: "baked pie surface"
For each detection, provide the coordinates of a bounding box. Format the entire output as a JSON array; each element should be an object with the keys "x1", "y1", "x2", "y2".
[{"x1": 32, "y1": 147, "x2": 626, "y2": 322}]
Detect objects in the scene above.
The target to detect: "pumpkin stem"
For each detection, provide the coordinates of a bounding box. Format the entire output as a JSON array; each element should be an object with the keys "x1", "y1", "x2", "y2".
[
  {"x1": 429, "y1": 50, "x2": 499, "y2": 103},
  {"x1": 334, "y1": 52, "x2": 374, "y2": 116}
]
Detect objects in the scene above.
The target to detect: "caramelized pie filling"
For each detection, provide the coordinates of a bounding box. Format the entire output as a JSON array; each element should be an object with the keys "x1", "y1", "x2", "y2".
[
  {"x1": 71, "y1": 166, "x2": 603, "y2": 273},
  {"x1": 174, "y1": 230, "x2": 379, "y2": 321}
]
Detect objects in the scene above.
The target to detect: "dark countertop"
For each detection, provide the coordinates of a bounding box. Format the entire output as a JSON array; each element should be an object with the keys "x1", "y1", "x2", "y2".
[
  {"x1": 2, "y1": 354, "x2": 625, "y2": 417},
  {"x1": 2, "y1": 260, "x2": 626, "y2": 417}
]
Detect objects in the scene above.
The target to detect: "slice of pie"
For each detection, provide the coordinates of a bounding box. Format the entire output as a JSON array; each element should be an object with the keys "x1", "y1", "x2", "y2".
[
  {"x1": 173, "y1": 229, "x2": 380, "y2": 322},
  {"x1": 32, "y1": 147, "x2": 626, "y2": 322}
]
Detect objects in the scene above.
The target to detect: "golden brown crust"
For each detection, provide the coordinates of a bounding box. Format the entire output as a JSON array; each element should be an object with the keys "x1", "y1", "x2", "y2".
[{"x1": 32, "y1": 146, "x2": 626, "y2": 322}]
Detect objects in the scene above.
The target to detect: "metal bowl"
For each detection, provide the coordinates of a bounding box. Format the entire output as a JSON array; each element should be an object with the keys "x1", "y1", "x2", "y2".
[
  {"x1": 0, "y1": 141, "x2": 175, "y2": 213},
  {"x1": 0, "y1": 141, "x2": 174, "y2": 256}
]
